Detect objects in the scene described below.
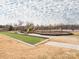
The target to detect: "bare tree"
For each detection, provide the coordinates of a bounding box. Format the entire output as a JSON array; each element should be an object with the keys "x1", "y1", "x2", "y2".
[
  {"x1": 5, "y1": 25, "x2": 13, "y2": 31},
  {"x1": 25, "y1": 22, "x2": 35, "y2": 33},
  {"x1": 13, "y1": 23, "x2": 18, "y2": 31},
  {"x1": 17, "y1": 20, "x2": 24, "y2": 32},
  {"x1": 18, "y1": 20, "x2": 24, "y2": 26}
]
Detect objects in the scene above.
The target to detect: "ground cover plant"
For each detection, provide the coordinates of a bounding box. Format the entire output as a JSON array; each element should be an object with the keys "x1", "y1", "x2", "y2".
[{"x1": 0, "y1": 32, "x2": 44, "y2": 45}]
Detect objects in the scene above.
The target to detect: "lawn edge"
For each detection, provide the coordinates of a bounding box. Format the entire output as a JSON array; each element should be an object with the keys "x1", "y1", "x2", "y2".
[
  {"x1": 35, "y1": 39, "x2": 49, "y2": 46},
  {"x1": 0, "y1": 34, "x2": 49, "y2": 47}
]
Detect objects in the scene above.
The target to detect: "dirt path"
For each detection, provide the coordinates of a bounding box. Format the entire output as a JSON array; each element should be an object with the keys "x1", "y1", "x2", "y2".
[
  {"x1": 0, "y1": 34, "x2": 79, "y2": 59},
  {"x1": 45, "y1": 41, "x2": 79, "y2": 50},
  {"x1": 50, "y1": 36, "x2": 79, "y2": 45}
]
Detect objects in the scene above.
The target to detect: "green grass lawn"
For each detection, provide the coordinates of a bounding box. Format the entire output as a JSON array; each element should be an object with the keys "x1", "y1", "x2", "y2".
[{"x1": 0, "y1": 32, "x2": 44, "y2": 44}]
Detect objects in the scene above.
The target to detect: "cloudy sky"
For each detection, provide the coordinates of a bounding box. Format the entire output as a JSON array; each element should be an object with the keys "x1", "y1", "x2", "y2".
[{"x1": 0, "y1": 0, "x2": 79, "y2": 25}]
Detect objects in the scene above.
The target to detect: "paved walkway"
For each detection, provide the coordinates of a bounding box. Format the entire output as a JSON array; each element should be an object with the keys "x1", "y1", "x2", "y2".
[
  {"x1": 45, "y1": 41, "x2": 79, "y2": 50},
  {"x1": 28, "y1": 34, "x2": 52, "y2": 38}
]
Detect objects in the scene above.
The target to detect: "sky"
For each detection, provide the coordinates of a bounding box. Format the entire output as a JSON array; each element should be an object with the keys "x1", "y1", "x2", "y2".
[{"x1": 0, "y1": 0, "x2": 79, "y2": 25}]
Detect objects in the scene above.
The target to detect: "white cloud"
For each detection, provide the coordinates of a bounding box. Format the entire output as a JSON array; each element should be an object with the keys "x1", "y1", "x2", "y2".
[{"x1": 0, "y1": 0, "x2": 79, "y2": 25}]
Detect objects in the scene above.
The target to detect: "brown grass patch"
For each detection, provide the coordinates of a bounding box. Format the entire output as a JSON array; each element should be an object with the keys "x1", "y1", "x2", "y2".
[{"x1": 0, "y1": 35, "x2": 79, "y2": 59}]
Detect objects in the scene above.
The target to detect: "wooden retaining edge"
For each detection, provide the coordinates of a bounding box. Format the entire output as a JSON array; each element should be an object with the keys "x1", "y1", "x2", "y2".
[
  {"x1": 11, "y1": 38, "x2": 35, "y2": 47},
  {"x1": 34, "y1": 39, "x2": 50, "y2": 46},
  {"x1": 11, "y1": 38, "x2": 50, "y2": 47}
]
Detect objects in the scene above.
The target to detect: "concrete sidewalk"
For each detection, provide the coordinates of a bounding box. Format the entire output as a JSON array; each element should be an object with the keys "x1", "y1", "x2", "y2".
[
  {"x1": 45, "y1": 41, "x2": 79, "y2": 50},
  {"x1": 28, "y1": 33, "x2": 52, "y2": 38}
]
